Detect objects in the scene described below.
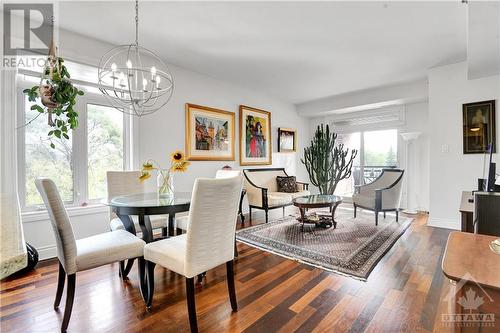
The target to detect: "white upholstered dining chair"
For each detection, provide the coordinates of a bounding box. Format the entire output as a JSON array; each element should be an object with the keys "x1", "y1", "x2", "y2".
[
  {"x1": 143, "y1": 175, "x2": 244, "y2": 333},
  {"x1": 36, "y1": 178, "x2": 145, "y2": 333},
  {"x1": 175, "y1": 169, "x2": 242, "y2": 232},
  {"x1": 107, "y1": 171, "x2": 169, "y2": 234}
]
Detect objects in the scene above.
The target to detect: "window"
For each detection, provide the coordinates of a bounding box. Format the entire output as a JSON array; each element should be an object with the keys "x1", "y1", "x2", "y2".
[
  {"x1": 17, "y1": 62, "x2": 133, "y2": 211},
  {"x1": 23, "y1": 96, "x2": 74, "y2": 206},
  {"x1": 334, "y1": 129, "x2": 398, "y2": 196},
  {"x1": 87, "y1": 104, "x2": 124, "y2": 200}
]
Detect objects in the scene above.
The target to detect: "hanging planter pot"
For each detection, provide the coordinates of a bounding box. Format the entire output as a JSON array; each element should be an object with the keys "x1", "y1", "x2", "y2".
[{"x1": 23, "y1": 40, "x2": 85, "y2": 148}]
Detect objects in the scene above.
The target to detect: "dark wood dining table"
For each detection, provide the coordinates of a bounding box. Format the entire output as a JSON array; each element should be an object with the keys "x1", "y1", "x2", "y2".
[{"x1": 102, "y1": 192, "x2": 191, "y2": 277}]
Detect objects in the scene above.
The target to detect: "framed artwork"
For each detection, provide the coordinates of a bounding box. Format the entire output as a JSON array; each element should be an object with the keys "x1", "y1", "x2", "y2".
[
  {"x1": 239, "y1": 105, "x2": 272, "y2": 165},
  {"x1": 185, "y1": 103, "x2": 235, "y2": 161},
  {"x1": 462, "y1": 100, "x2": 496, "y2": 154},
  {"x1": 278, "y1": 128, "x2": 297, "y2": 152}
]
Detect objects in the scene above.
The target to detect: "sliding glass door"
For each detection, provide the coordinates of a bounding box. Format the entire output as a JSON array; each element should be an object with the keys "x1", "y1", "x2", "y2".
[{"x1": 335, "y1": 129, "x2": 398, "y2": 197}]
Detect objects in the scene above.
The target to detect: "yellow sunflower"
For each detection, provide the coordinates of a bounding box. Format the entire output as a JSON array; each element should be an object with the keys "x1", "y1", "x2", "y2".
[
  {"x1": 172, "y1": 161, "x2": 190, "y2": 172},
  {"x1": 138, "y1": 171, "x2": 151, "y2": 182},
  {"x1": 171, "y1": 151, "x2": 185, "y2": 163}
]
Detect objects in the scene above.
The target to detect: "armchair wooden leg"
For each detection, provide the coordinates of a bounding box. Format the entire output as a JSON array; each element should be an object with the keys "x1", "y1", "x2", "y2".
[
  {"x1": 375, "y1": 211, "x2": 379, "y2": 226},
  {"x1": 226, "y1": 261, "x2": 238, "y2": 312},
  {"x1": 146, "y1": 261, "x2": 155, "y2": 309},
  {"x1": 353, "y1": 204, "x2": 357, "y2": 218},
  {"x1": 396, "y1": 210, "x2": 399, "y2": 222},
  {"x1": 186, "y1": 277, "x2": 198, "y2": 333},
  {"x1": 249, "y1": 207, "x2": 252, "y2": 222},
  {"x1": 54, "y1": 262, "x2": 65, "y2": 309},
  {"x1": 383, "y1": 212, "x2": 386, "y2": 218},
  {"x1": 265, "y1": 209, "x2": 269, "y2": 223},
  {"x1": 283, "y1": 206, "x2": 285, "y2": 216},
  {"x1": 61, "y1": 274, "x2": 76, "y2": 333}
]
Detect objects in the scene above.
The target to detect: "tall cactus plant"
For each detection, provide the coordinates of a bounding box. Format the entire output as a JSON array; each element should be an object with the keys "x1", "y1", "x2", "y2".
[{"x1": 301, "y1": 124, "x2": 358, "y2": 195}]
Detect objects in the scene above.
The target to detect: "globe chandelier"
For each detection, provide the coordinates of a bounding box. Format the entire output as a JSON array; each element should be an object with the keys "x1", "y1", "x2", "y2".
[{"x1": 97, "y1": 0, "x2": 173, "y2": 116}]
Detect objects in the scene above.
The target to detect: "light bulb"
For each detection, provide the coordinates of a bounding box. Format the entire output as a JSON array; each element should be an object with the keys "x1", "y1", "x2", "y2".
[
  {"x1": 142, "y1": 78, "x2": 148, "y2": 90},
  {"x1": 151, "y1": 66, "x2": 156, "y2": 75},
  {"x1": 119, "y1": 72, "x2": 125, "y2": 80},
  {"x1": 126, "y1": 60, "x2": 132, "y2": 69},
  {"x1": 156, "y1": 75, "x2": 161, "y2": 88},
  {"x1": 111, "y1": 63, "x2": 117, "y2": 71}
]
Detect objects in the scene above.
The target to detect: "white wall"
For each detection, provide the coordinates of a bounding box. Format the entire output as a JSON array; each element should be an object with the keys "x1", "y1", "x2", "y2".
[
  {"x1": 428, "y1": 61, "x2": 500, "y2": 229},
  {"x1": 21, "y1": 29, "x2": 310, "y2": 260},
  {"x1": 138, "y1": 65, "x2": 309, "y2": 196}
]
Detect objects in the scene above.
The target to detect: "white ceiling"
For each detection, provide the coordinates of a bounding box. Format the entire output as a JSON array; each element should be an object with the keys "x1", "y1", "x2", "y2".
[{"x1": 58, "y1": 1, "x2": 467, "y2": 104}]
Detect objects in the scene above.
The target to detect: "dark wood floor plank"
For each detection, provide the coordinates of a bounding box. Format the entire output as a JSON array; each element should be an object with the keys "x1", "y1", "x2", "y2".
[{"x1": 0, "y1": 211, "x2": 461, "y2": 333}]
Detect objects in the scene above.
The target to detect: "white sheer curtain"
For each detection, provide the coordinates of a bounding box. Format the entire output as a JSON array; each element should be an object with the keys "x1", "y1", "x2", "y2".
[{"x1": 0, "y1": 67, "x2": 27, "y2": 279}]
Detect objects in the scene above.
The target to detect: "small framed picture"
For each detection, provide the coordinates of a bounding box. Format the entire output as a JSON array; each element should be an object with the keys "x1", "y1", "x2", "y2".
[
  {"x1": 239, "y1": 105, "x2": 272, "y2": 165},
  {"x1": 185, "y1": 103, "x2": 235, "y2": 161},
  {"x1": 462, "y1": 100, "x2": 496, "y2": 154},
  {"x1": 278, "y1": 128, "x2": 297, "y2": 152}
]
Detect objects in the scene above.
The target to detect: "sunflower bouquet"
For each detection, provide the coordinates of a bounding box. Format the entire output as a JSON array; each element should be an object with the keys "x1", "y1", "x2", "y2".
[{"x1": 139, "y1": 151, "x2": 190, "y2": 196}]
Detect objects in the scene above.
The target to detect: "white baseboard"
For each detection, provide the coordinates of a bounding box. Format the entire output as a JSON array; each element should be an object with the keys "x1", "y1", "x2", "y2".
[
  {"x1": 427, "y1": 216, "x2": 460, "y2": 230},
  {"x1": 37, "y1": 245, "x2": 57, "y2": 261}
]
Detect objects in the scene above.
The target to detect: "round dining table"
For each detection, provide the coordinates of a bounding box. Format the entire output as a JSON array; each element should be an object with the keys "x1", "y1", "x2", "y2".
[{"x1": 102, "y1": 192, "x2": 191, "y2": 278}]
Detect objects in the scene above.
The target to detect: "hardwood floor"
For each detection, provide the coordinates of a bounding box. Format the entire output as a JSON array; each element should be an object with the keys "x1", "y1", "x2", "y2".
[{"x1": 1, "y1": 209, "x2": 459, "y2": 332}]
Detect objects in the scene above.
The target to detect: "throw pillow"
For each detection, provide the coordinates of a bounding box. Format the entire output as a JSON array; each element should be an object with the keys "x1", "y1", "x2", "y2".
[{"x1": 276, "y1": 176, "x2": 298, "y2": 193}]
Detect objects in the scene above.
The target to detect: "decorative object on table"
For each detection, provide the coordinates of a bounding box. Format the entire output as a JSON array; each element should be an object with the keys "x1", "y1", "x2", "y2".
[
  {"x1": 236, "y1": 209, "x2": 413, "y2": 281},
  {"x1": 462, "y1": 100, "x2": 496, "y2": 154},
  {"x1": 239, "y1": 105, "x2": 272, "y2": 165},
  {"x1": 490, "y1": 239, "x2": 500, "y2": 254},
  {"x1": 185, "y1": 104, "x2": 235, "y2": 161},
  {"x1": 139, "y1": 151, "x2": 190, "y2": 197},
  {"x1": 22, "y1": 41, "x2": 84, "y2": 149},
  {"x1": 278, "y1": 128, "x2": 297, "y2": 152},
  {"x1": 243, "y1": 168, "x2": 309, "y2": 223},
  {"x1": 352, "y1": 169, "x2": 404, "y2": 226},
  {"x1": 97, "y1": 0, "x2": 174, "y2": 116},
  {"x1": 276, "y1": 175, "x2": 298, "y2": 193},
  {"x1": 400, "y1": 132, "x2": 421, "y2": 214},
  {"x1": 302, "y1": 124, "x2": 357, "y2": 195}
]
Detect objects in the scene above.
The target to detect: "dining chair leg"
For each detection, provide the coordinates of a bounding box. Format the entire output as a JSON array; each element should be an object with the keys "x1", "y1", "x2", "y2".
[
  {"x1": 396, "y1": 210, "x2": 399, "y2": 222},
  {"x1": 383, "y1": 211, "x2": 386, "y2": 218},
  {"x1": 234, "y1": 241, "x2": 239, "y2": 258},
  {"x1": 146, "y1": 261, "x2": 155, "y2": 309},
  {"x1": 186, "y1": 277, "x2": 198, "y2": 333},
  {"x1": 54, "y1": 261, "x2": 66, "y2": 309},
  {"x1": 61, "y1": 274, "x2": 76, "y2": 333},
  {"x1": 354, "y1": 204, "x2": 357, "y2": 218},
  {"x1": 226, "y1": 260, "x2": 238, "y2": 312},
  {"x1": 138, "y1": 258, "x2": 149, "y2": 305}
]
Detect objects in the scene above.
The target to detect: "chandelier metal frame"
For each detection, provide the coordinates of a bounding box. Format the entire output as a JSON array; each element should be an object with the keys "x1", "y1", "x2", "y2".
[{"x1": 97, "y1": 0, "x2": 174, "y2": 116}]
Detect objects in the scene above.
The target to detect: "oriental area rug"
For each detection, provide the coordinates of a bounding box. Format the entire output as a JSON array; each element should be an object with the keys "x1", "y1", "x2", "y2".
[{"x1": 236, "y1": 210, "x2": 413, "y2": 281}]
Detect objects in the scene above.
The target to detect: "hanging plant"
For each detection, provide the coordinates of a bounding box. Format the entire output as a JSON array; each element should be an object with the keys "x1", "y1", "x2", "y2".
[{"x1": 23, "y1": 43, "x2": 84, "y2": 148}]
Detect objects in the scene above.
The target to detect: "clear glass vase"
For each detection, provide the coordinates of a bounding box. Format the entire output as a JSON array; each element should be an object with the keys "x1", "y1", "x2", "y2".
[{"x1": 157, "y1": 169, "x2": 174, "y2": 197}]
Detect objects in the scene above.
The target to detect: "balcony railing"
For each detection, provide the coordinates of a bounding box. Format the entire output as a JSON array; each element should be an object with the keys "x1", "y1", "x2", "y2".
[{"x1": 353, "y1": 165, "x2": 397, "y2": 185}]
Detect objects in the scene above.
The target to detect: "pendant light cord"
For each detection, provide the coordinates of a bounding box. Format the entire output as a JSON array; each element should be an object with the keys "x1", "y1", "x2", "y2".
[{"x1": 135, "y1": 0, "x2": 139, "y2": 46}]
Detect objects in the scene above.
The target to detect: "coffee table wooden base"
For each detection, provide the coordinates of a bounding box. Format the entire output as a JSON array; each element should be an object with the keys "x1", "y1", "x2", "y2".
[{"x1": 296, "y1": 201, "x2": 342, "y2": 231}]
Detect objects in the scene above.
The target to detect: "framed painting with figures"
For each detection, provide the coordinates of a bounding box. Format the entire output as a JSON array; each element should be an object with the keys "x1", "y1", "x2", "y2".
[
  {"x1": 185, "y1": 103, "x2": 235, "y2": 161},
  {"x1": 462, "y1": 100, "x2": 496, "y2": 154},
  {"x1": 239, "y1": 105, "x2": 272, "y2": 165},
  {"x1": 278, "y1": 128, "x2": 297, "y2": 152}
]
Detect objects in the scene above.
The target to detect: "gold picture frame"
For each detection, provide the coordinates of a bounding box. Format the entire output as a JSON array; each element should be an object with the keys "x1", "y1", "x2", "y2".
[
  {"x1": 278, "y1": 128, "x2": 297, "y2": 152},
  {"x1": 239, "y1": 105, "x2": 272, "y2": 166},
  {"x1": 185, "y1": 103, "x2": 235, "y2": 161}
]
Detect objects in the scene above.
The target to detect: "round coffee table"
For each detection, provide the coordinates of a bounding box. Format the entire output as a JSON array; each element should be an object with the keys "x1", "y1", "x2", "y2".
[{"x1": 292, "y1": 194, "x2": 343, "y2": 230}]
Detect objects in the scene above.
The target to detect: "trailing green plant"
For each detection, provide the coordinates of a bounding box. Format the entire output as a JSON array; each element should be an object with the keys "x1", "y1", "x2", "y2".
[
  {"x1": 301, "y1": 124, "x2": 358, "y2": 195},
  {"x1": 23, "y1": 56, "x2": 84, "y2": 149}
]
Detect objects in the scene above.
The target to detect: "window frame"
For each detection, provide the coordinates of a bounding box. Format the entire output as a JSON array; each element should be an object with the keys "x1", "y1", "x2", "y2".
[{"x1": 16, "y1": 76, "x2": 134, "y2": 212}]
